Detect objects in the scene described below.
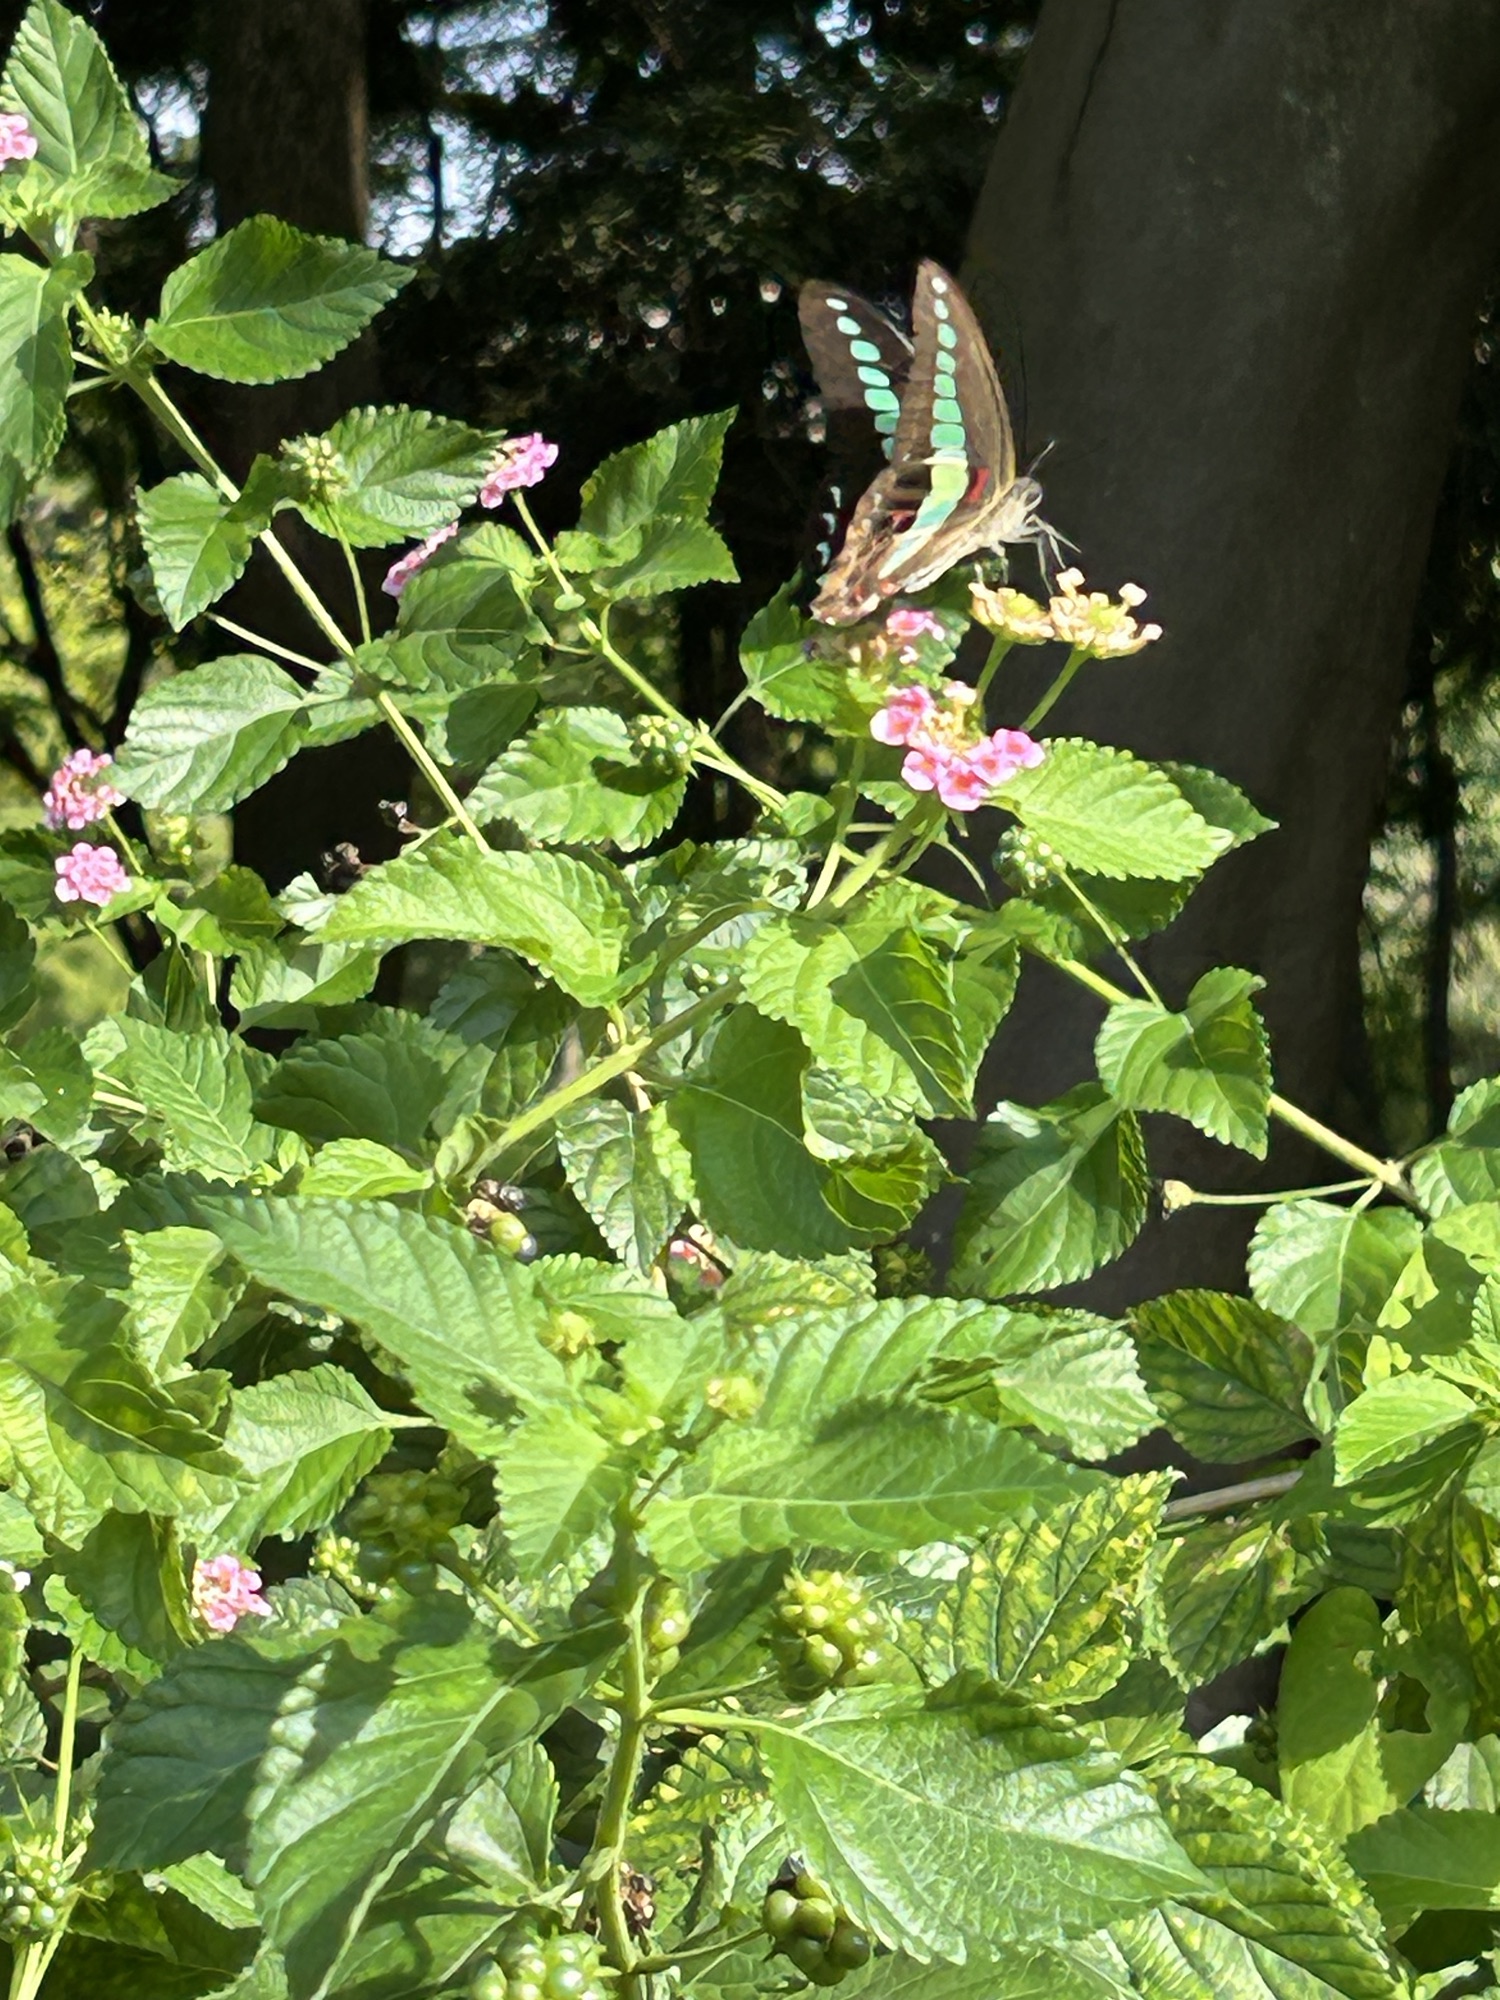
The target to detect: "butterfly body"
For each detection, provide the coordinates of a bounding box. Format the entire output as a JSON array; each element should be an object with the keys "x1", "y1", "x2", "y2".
[{"x1": 798, "y1": 260, "x2": 1054, "y2": 625}]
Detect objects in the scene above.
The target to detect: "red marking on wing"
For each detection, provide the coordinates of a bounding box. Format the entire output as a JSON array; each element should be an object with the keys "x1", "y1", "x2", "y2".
[
  {"x1": 888, "y1": 510, "x2": 916, "y2": 532},
  {"x1": 964, "y1": 467, "x2": 991, "y2": 504}
]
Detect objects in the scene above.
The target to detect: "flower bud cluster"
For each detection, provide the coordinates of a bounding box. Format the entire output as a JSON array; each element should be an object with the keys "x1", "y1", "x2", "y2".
[
  {"x1": 0, "y1": 1839, "x2": 68, "y2": 1941},
  {"x1": 769, "y1": 1569, "x2": 891, "y2": 1697},
  {"x1": 970, "y1": 568, "x2": 1162, "y2": 656}
]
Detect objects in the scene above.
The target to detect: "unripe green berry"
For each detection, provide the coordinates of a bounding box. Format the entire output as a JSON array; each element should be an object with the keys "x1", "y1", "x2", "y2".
[{"x1": 769, "y1": 1571, "x2": 895, "y2": 1697}]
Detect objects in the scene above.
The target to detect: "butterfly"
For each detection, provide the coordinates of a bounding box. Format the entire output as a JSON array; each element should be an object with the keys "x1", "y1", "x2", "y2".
[{"x1": 797, "y1": 259, "x2": 1059, "y2": 626}]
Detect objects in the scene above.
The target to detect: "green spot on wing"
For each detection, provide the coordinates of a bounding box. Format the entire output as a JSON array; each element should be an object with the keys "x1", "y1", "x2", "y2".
[
  {"x1": 937, "y1": 323, "x2": 959, "y2": 350},
  {"x1": 863, "y1": 387, "x2": 901, "y2": 415},
  {"x1": 931, "y1": 422, "x2": 967, "y2": 451},
  {"x1": 850, "y1": 339, "x2": 884, "y2": 364},
  {"x1": 836, "y1": 314, "x2": 862, "y2": 335},
  {"x1": 933, "y1": 399, "x2": 964, "y2": 426}
]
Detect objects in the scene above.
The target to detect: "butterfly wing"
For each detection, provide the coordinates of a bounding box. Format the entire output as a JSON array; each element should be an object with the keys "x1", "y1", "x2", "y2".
[
  {"x1": 798, "y1": 280, "x2": 912, "y2": 451},
  {"x1": 811, "y1": 261, "x2": 1042, "y2": 623}
]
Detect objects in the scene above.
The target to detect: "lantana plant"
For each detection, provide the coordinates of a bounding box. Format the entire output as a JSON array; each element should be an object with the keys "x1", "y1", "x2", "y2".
[{"x1": 1, "y1": 8, "x2": 1499, "y2": 2000}]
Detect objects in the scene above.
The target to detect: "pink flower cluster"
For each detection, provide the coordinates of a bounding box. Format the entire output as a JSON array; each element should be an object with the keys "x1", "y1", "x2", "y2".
[
  {"x1": 667, "y1": 1236, "x2": 724, "y2": 1288},
  {"x1": 192, "y1": 1554, "x2": 273, "y2": 1634},
  {"x1": 0, "y1": 114, "x2": 37, "y2": 164},
  {"x1": 54, "y1": 841, "x2": 130, "y2": 907},
  {"x1": 480, "y1": 433, "x2": 558, "y2": 505},
  {"x1": 382, "y1": 519, "x2": 459, "y2": 597},
  {"x1": 872, "y1": 683, "x2": 1044, "y2": 812},
  {"x1": 43, "y1": 748, "x2": 124, "y2": 830}
]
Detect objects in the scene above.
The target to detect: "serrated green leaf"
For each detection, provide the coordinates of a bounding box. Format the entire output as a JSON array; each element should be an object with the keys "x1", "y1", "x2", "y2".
[
  {"x1": 56, "y1": 1509, "x2": 194, "y2": 1665},
  {"x1": 951, "y1": 1474, "x2": 1170, "y2": 1700},
  {"x1": 137, "y1": 473, "x2": 260, "y2": 630},
  {"x1": 596, "y1": 515, "x2": 738, "y2": 597},
  {"x1": 579, "y1": 408, "x2": 734, "y2": 540},
  {"x1": 761, "y1": 1691, "x2": 1204, "y2": 1959},
  {"x1": 204, "y1": 1365, "x2": 394, "y2": 1548},
  {"x1": 498, "y1": 1404, "x2": 634, "y2": 1572},
  {"x1": 1248, "y1": 1201, "x2": 1419, "y2": 1336},
  {"x1": 320, "y1": 835, "x2": 632, "y2": 1006},
  {"x1": 555, "y1": 1100, "x2": 682, "y2": 1270},
  {"x1": 1398, "y1": 1492, "x2": 1500, "y2": 1735},
  {"x1": 468, "y1": 705, "x2": 688, "y2": 850},
  {"x1": 1410, "y1": 1077, "x2": 1500, "y2": 1216},
  {"x1": 124, "y1": 1224, "x2": 246, "y2": 1374},
  {"x1": 1129, "y1": 1290, "x2": 1316, "y2": 1462},
  {"x1": 742, "y1": 888, "x2": 970, "y2": 1118},
  {"x1": 299, "y1": 404, "x2": 494, "y2": 545},
  {"x1": 1158, "y1": 763, "x2": 1277, "y2": 851},
  {"x1": 111, "y1": 1019, "x2": 272, "y2": 1182},
  {"x1": 195, "y1": 1195, "x2": 569, "y2": 1452},
  {"x1": 919, "y1": 1307, "x2": 1156, "y2": 1459},
  {"x1": 2, "y1": 0, "x2": 174, "y2": 218},
  {"x1": 1335, "y1": 1375, "x2": 1481, "y2": 1486},
  {"x1": 1159, "y1": 1515, "x2": 1324, "y2": 1687},
  {"x1": 1114, "y1": 1757, "x2": 1400, "y2": 2000},
  {"x1": 0, "y1": 892, "x2": 34, "y2": 1030},
  {"x1": 994, "y1": 740, "x2": 1225, "y2": 881},
  {"x1": 251, "y1": 1012, "x2": 462, "y2": 1159},
  {"x1": 1095, "y1": 968, "x2": 1271, "y2": 1156},
  {"x1": 665, "y1": 1008, "x2": 940, "y2": 1257},
  {"x1": 149, "y1": 216, "x2": 410, "y2": 384},
  {"x1": 297, "y1": 1137, "x2": 430, "y2": 1200},
  {"x1": 0, "y1": 251, "x2": 78, "y2": 472},
  {"x1": 228, "y1": 937, "x2": 380, "y2": 1031},
  {"x1": 644, "y1": 1400, "x2": 1087, "y2": 1569},
  {"x1": 114, "y1": 656, "x2": 308, "y2": 813},
  {"x1": 1347, "y1": 1806, "x2": 1500, "y2": 1932},
  {"x1": 952, "y1": 1086, "x2": 1149, "y2": 1299},
  {"x1": 739, "y1": 584, "x2": 854, "y2": 726},
  {"x1": 1278, "y1": 1588, "x2": 1466, "y2": 1838},
  {"x1": 247, "y1": 1601, "x2": 617, "y2": 2000}
]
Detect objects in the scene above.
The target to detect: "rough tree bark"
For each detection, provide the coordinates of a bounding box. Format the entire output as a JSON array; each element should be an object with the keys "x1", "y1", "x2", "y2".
[
  {"x1": 960, "y1": 0, "x2": 1500, "y2": 1300},
  {"x1": 196, "y1": 0, "x2": 409, "y2": 891}
]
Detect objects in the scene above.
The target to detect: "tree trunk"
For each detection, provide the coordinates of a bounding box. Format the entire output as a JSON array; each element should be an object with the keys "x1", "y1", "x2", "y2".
[
  {"x1": 197, "y1": 0, "x2": 409, "y2": 892},
  {"x1": 960, "y1": 0, "x2": 1500, "y2": 1299}
]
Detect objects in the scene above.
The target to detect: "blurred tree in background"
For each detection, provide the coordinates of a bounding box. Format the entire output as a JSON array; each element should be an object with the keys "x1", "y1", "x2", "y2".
[{"x1": 1, "y1": 0, "x2": 1498, "y2": 1181}]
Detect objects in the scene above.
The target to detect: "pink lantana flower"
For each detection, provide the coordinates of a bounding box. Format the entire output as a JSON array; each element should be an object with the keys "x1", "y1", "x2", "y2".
[
  {"x1": 192, "y1": 1555, "x2": 273, "y2": 1634},
  {"x1": 479, "y1": 433, "x2": 559, "y2": 505},
  {"x1": 43, "y1": 748, "x2": 125, "y2": 831},
  {"x1": 872, "y1": 685, "x2": 1044, "y2": 813},
  {"x1": 54, "y1": 841, "x2": 130, "y2": 907},
  {"x1": 885, "y1": 606, "x2": 945, "y2": 643},
  {"x1": 381, "y1": 520, "x2": 460, "y2": 597},
  {"x1": 0, "y1": 114, "x2": 37, "y2": 164},
  {"x1": 870, "y1": 684, "x2": 939, "y2": 747}
]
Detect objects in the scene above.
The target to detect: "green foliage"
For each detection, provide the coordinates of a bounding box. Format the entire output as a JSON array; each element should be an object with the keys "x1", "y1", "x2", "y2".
[{"x1": 0, "y1": 17, "x2": 1489, "y2": 1994}]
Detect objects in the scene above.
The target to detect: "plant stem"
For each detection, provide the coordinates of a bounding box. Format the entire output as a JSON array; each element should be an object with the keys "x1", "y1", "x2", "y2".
[
  {"x1": 336, "y1": 528, "x2": 373, "y2": 647},
  {"x1": 1164, "y1": 1177, "x2": 1373, "y2": 1209},
  {"x1": 824, "y1": 811, "x2": 932, "y2": 910},
  {"x1": 1022, "y1": 646, "x2": 1087, "y2": 732},
  {"x1": 587, "y1": 1542, "x2": 652, "y2": 1990},
  {"x1": 372, "y1": 690, "x2": 489, "y2": 849},
  {"x1": 805, "y1": 744, "x2": 866, "y2": 910},
  {"x1": 510, "y1": 494, "x2": 788, "y2": 814},
  {"x1": 492, "y1": 984, "x2": 738, "y2": 1156},
  {"x1": 633, "y1": 1927, "x2": 767, "y2": 1977},
  {"x1": 1051, "y1": 954, "x2": 1421, "y2": 1203},
  {"x1": 50, "y1": 1645, "x2": 82, "y2": 1860},
  {"x1": 1055, "y1": 864, "x2": 1162, "y2": 1006},
  {"x1": 207, "y1": 613, "x2": 323, "y2": 673},
  {"x1": 1161, "y1": 1469, "x2": 1303, "y2": 1523},
  {"x1": 975, "y1": 631, "x2": 1013, "y2": 706}
]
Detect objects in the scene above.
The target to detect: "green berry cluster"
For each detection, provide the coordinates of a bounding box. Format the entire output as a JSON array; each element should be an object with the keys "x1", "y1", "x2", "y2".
[
  {"x1": 338, "y1": 1469, "x2": 466, "y2": 1585},
  {"x1": 629, "y1": 714, "x2": 696, "y2": 772},
  {"x1": 871, "y1": 1241, "x2": 936, "y2": 1299},
  {"x1": 642, "y1": 1577, "x2": 690, "y2": 1677},
  {"x1": 0, "y1": 1839, "x2": 69, "y2": 1940},
  {"x1": 282, "y1": 432, "x2": 349, "y2": 500},
  {"x1": 471, "y1": 1930, "x2": 610, "y2": 2000},
  {"x1": 769, "y1": 1570, "x2": 889, "y2": 1697},
  {"x1": 762, "y1": 1865, "x2": 870, "y2": 1985},
  {"x1": 994, "y1": 825, "x2": 1059, "y2": 893}
]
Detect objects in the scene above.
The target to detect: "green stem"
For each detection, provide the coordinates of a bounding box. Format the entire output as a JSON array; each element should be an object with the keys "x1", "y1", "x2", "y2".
[
  {"x1": 492, "y1": 984, "x2": 738, "y2": 1157},
  {"x1": 1052, "y1": 954, "x2": 1420, "y2": 1202},
  {"x1": 975, "y1": 631, "x2": 1014, "y2": 706},
  {"x1": 1055, "y1": 864, "x2": 1162, "y2": 1006},
  {"x1": 1160, "y1": 1470, "x2": 1302, "y2": 1524},
  {"x1": 633, "y1": 1927, "x2": 767, "y2": 1977},
  {"x1": 102, "y1": 810, "x2": 143, "y2": 875},
  {"x1": 336, "y1": 528, "x2": 373, "y2": 648},
  {"x1": 1165, "y1": 1177, "x2": 1373, "y2": 1209},
  {"x1": 208, "y1": 613, "x2": 322, "y2": 673},
  {"x1": 805, "y1": 744, "x2": 866, "y2": 910},
  {"x1": 510, "y1": 494, "x2": 788, "y2": 815},
  {"x1": 824, "y1": 808, "x2": 935, "y2": 910},
  {"x1": 1021, "y1": 646, "x2": 1087, "y2": 732},
  {"x1": 372, "y1": 691, "x2": 489, "y2": 849},
  {"x1": 50, "y1": 1645, "x2": 82, "y2": 1860},
  {"x1": 587, "y1": 1545, "x2": 652, "y2": 1988}
]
